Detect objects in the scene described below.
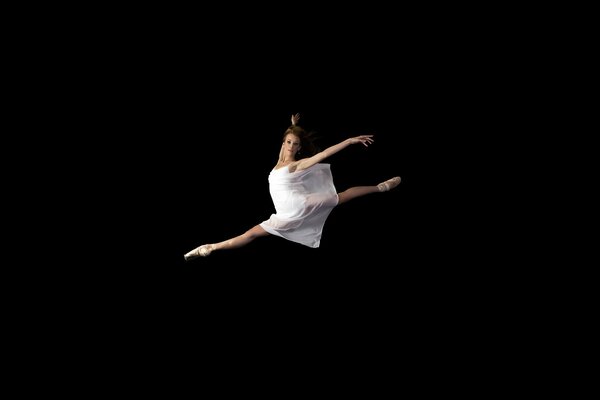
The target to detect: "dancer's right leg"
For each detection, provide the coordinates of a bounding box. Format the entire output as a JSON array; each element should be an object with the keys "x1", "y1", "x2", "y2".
[{"x1": 184, "y1": 224, "x2": 270, "y2": 261}]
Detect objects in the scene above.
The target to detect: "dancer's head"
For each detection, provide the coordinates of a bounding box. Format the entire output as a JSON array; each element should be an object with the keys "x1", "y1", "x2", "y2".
[{"x1": 282, "y1": 125, "x2": 319, "y2": 158}]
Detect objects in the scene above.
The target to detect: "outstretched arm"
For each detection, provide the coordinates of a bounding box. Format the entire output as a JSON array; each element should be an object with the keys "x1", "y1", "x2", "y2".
[{"x1": 295, "y1": 135, "x2": 374, "y2": 171}]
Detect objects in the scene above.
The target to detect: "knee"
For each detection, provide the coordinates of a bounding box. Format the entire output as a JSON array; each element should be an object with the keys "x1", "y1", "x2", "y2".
[{"x1": 243, "y1": 227, "x2": 263, "y2": 241}]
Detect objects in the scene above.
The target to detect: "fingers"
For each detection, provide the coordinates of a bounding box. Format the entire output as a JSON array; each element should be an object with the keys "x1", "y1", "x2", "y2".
[{"x1": 360, "y1": 135, "x2": 374, "y2": 147}]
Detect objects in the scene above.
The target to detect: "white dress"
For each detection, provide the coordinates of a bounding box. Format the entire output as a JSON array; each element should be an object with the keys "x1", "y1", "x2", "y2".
[{"x1": 260, "y1": 163, "x2": 339, "y2": 248}]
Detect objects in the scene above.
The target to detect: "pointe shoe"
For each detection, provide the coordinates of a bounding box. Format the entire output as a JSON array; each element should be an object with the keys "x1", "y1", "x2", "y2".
[
  {"x1": 184, "y1": 244, "x2": 213, "y2": 261},
  {"x1": 378, "y1": 176, "x2": 401, "y2": 192}
]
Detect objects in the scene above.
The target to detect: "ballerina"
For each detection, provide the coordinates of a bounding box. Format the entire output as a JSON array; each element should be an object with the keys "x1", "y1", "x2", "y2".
[{"x1": 184, "y1": 113, "x2": 401, "y2": 260}]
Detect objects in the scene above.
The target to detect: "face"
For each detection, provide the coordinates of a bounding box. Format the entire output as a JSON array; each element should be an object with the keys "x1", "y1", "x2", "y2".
[{"x1": 284, "y1": 134, "x2": 301, "y2": 156}]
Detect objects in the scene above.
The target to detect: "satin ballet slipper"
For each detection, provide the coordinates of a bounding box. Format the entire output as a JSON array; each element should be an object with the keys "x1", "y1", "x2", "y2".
[
  {"x1": 184, "y1": 244, "x2": 213, "y2": 261},
  {"x1": 377, "y1": 176, "x2": 401, "y2": 192}
]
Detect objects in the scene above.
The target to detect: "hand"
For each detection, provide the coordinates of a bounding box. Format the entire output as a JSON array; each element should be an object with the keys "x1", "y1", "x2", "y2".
[
  {"x1": 348, "y1": 135, "x2": 374, "y2": 147},
  {"x1": 291, "y1": 113, "x2": 301, "y2": 126}
]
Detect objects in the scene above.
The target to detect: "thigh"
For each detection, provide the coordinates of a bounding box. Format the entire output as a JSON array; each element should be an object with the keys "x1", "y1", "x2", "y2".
[{"x1": 247, "y1": 224, "x2": 270, "y2": 238}]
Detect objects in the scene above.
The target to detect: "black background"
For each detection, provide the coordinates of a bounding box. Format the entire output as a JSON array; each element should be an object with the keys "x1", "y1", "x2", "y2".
[{"x1": 23, "y1": 11, "x2": 499, "y2": 372}]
